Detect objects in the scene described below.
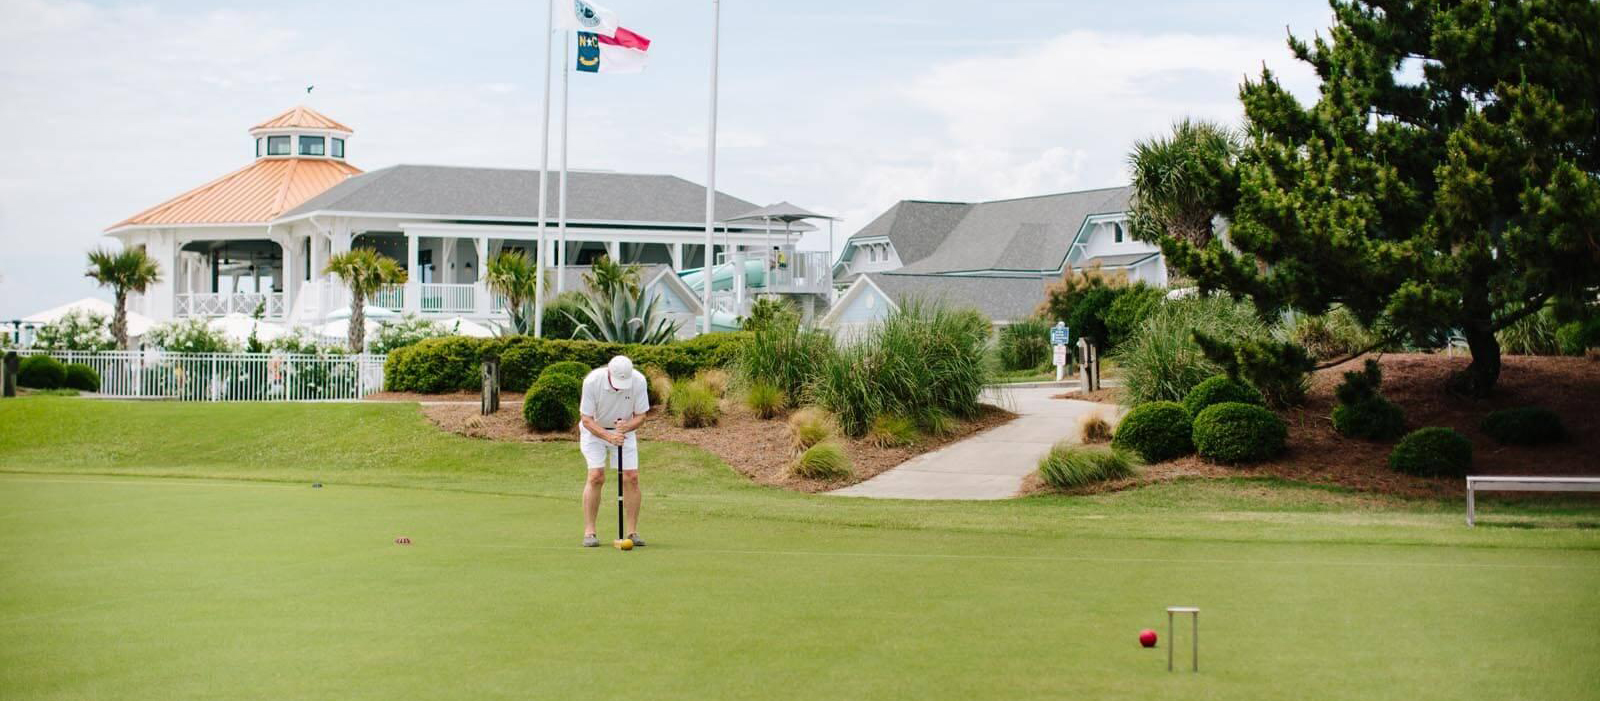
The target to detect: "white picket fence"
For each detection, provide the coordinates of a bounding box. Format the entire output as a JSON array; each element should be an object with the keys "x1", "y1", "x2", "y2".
[{"x1": 15, "y1": 349, "x2": 386, "y2": 401}]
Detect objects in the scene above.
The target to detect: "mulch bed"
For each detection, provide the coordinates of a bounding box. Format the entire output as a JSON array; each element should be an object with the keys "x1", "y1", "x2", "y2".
[
  {"x1": 416, "y1": 397, "x2": 1017, "y2": 493},
  {"x1": 1030, "y1": 353, "x2": 1600, "y2": 499}
]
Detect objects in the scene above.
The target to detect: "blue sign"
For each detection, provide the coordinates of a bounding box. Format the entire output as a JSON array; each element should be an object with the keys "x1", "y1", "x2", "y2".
[{"x1": 1050, "y1": 323, "x2": 1069, "y2": 346}]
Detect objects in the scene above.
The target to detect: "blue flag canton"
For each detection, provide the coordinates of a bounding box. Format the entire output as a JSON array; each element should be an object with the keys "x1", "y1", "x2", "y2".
[{"x1": 576, "y1": 32, "x2": 601, "y2": 73}]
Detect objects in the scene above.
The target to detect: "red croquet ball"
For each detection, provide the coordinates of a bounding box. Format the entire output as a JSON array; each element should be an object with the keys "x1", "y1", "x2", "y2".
[{"x1": 1139, "y1": 629, "x2": 1157, "y2": 648}]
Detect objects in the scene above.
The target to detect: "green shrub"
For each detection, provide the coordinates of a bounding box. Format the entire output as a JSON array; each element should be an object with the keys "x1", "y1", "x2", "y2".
[
  {"x1": 1289, "y1": 307, "x2": 1379, "y2": 362},
  {"x1": 31, "y1": 310, "x2": 115, "y2": 351},
  {"x1": 1389, "y1": 427, "x2": 1472, "y2": 477},
  {"x1": 788, "y1": 407, "x2": 834, "y2": 452},
  {"x1": 62, "y1": 363, "x2": 100, "y2": 392},
  {"x1": 1037, "y1": 443, "x2": 1138, "y2": 490},
  {"x1": 744, "y1": 380, "x2": 785, "y2": 419},
  {"x1": 18, "y1": 355, "x2": 66, "y2": 389},
  {"x1": 997, "y1": 318, "x2": 1051, "y2": 371},
  {"x1": 738, "y1": 312, "x2": 833, "y2": 406},
  {"x1": 1111, "y1": 401, "x2": 1194, "y2": 462},
  {"x1": 866, "y1": 414, "x2": 919, "y2": 448},
  {"x1": 1496, "y1": 305, "x2": 1563, "y2": 356},
  {"x1": 541, "y1": 291, "x2": 586, "y2": 340},
  {"x1": 1480, "y1": 407, "x2": 1566, "y2": 445},
  {"x1": 1192, "y1": 402, "x2": 1287, "y2": 464},
  {"x1": 1103, "y1": 285, "x2": 1165, "y2": 351},
  {"x1": 790, "y1": 442, "x2": 852, "y2": 479},
  {"x1": 1192, "y1": 330, "x2": 1313, "y2": 408},
  {"x1": 1332, "y1": 398, "x2": 1407, "y2": 440},
  {"x1": 372, "y1": 315, "x2": 449, "y2": 354},
  {"x1": 1182, "y1": 375, "x2": 1264, "y2": 417},
  {"x1": 1113, "y1": 295, "x2": 1268, "y2": 405},
  {"x1": 668, "y1": 379, "x2": 719, "y2": 428},
  {"x1": 386, "y1": 333, "x2": 746, "y2": 394},
  {"x1": 146, "y1": 317, "x2": 236, "y2": 353},
  {"x1": 1555, "y1": 317, "x2": 1600, "y2": 356},
  {"x1": 522, "y1": 373, "x2": 582, "y2": 431},
  {"x1": 539, "y1": 360, "x2": 592, "y2": 382}
]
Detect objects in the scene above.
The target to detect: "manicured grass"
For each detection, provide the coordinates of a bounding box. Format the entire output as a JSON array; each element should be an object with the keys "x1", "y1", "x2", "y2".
[{"x1": 2, "y1": 397, "x2": 1599, "y2": 700}]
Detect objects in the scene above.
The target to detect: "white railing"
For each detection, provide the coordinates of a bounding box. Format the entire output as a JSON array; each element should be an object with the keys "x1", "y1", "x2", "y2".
[
  {"x1": 176, "y1": 292, "x2": 286, "y2": 318},
  {"x1": 15, "y1": 349, "x2": 386, "y2": 401},
  {"x1": 420, "y1": 283, "x2": 476, "y2": 313},
  {"x1": 761, "y1": 250, "x2": 831, "y2": 293},
  {"x1": 370, "y1": 284, "x2": 405, "y2": 311}
]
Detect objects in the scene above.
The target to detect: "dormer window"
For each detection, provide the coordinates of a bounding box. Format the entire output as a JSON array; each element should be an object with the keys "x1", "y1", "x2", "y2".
[
  {"x1": 299, "y1": 136, "x2": 326, "y2": 156},
  {"x1": 266, "y1": 135, "x2": 291, "y2": 156},
  {"x1": 1113, "y1": 222, "x2": 1125, "y2": 243},
  {"x1": 255, "y1": 137, "x2": 263, "y2": 158},
  {"x1": 331, "y1": 138, "x2": 345, "y2": 159}
]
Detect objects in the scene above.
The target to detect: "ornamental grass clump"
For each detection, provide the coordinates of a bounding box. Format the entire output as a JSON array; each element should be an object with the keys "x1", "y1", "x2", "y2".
[
  {"x1": 1078, "y1": 412, "x2": 1114, "y2": 444},
  {"x1": 668, "y1": 379, "x2": 719, "y2": 428},
  {"x1": 788, "y1": 407, "x2": 834, "y2": 453},
  {"x1": 790, "y1": 442, "x2": 852, "y2": 479},
  {"x1": 1480, "y1": 407, "x2": 1566, "y2": 446},
  {"x1": 1037, "y1": 443, "x2": 1138, "y2": 490},
  {"x1": 523, "y1": 373, "x2": 582, "y2": 431},
  {"x1": 997, "y1": 318, "x2": 1051, "y2": 371},
  {"x1": 866, "y1": 414, "x2": 919, "y2": 448},
  {"x1": 1389, "y1": 427, "x2": 1472, "y2": 477},
  {"x1": 1192, "y1": 402, "x2": 1287, "y2": 464},
  {"x1": 1113, "y1": 295, "x2": 1268, "y2": 406},
  {"x1": 1110, "y1": 401, "x2": 1194, "y2": 462},
  {"x1": 738, "y1": 310, "x2": 832, "y2": 407},
  {"x1": 744, "y1": 380, "x2": 785, "y2": 420},
  {"x1": 696, "y1": 368, "x2": 730, "y2": 398}
]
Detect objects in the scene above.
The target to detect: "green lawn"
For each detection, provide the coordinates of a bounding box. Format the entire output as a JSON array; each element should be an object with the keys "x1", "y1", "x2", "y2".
[{"x1": 2, "y1": 397, "x2": 1597, "y2": 700}]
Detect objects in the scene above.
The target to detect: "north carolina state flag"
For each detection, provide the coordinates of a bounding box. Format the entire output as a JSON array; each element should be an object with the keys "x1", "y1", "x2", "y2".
[{"x1": 576, "y1": 27, "x2": 651, "y2": 74}]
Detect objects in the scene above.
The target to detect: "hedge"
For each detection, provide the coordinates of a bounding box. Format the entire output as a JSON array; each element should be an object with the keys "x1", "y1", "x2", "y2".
[
  {"x1": 63, "y1": 363, "x2": 101, "y2": 392},
  {"x1": 386, "y1": 332, "x2": 747, "y2": 394},
  {"x1": 18, "y1": 355, "x2": 66, "y2": 389},
  {"x1": 1111, "y1": 401, "x2": 1193, "y2": 462},
  {"x1": 1192, "y1": 402, "x2": 1287, "y2": 464}
]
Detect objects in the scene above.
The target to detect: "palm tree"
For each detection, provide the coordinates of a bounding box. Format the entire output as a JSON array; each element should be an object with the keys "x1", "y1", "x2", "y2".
[
  {"x1": 1127, "y1": 118, "x2": 1241, "y2": 248},
  {"x1": 582, "y1": 255, "x2": 641, "y2": 298},
  {"x1": 85, "y1": 247, "x2": 161, "y2": 350},
  {"x1": 484, "y1": 250, "x2": 544, "y2": 335},
  {"x1": 324, "y1": 248, "x2": 407, "y2": 352}
]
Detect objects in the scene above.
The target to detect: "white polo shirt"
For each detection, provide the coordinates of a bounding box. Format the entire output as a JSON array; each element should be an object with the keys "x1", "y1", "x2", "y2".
[{"x1": 578, "y1": 367, "x2": 649, "y2": 442}]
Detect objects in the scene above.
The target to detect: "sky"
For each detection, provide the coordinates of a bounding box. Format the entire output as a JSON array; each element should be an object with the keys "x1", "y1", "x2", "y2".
[{"x1": 0, "y1": 0, "x2": 1332, "y2": 318}]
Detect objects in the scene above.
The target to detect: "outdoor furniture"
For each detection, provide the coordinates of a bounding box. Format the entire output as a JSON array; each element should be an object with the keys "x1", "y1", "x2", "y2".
[{"x1": 1466, "y1": 476, "x2": 1600, "y2": 526}]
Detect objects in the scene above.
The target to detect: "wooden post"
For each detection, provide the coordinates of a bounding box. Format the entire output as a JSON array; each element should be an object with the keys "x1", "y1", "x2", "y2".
[
  {"x1": 1088, "y1": 338, "x2": 1100, "y2": 392},
  {"x1": 2, "y1": 351, "x2": 16, "y2": 398},
  {"x1": 1076, "y1": 338, "x2": 1090, "y2": 393},
  {"x1": 481, "y1": 358, "x2": 500, "y2": 415}
]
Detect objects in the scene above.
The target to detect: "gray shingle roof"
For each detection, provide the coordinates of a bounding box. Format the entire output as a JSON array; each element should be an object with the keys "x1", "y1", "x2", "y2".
[
  {"x1": 846, "y1": 200, "x2": 972, "y2": 266},
  {"x1": 895, "y1": 186, "x2": 1132, "y2": 274},
  {"x1": 279, "y1": 164, "x2": 764, "y2": 226},
  {"x1": 865, "y1": 272, "x2": 1049, "y2": 323}
]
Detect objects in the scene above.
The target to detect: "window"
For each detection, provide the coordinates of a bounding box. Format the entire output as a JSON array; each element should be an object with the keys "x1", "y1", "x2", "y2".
[
  {"x1": 331, "y1": 138, "x2": 345, "y2": 158},
  {"x1": 1113, "y1": 222, "x2": 1125, "y2": 243},
  {"x1": 266, "y1": 135, "x2": 290, "y2": 156},
  {"x1": 255, "y1": 138, "x2": 262, "y2": 158},
  {"x1": 299, "y1": 135, "x2": 326, "y2": 156}
]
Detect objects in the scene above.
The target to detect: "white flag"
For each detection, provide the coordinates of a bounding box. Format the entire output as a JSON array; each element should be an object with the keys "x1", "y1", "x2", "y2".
[{"x1": 553, "y1": 0, "x2": 618, "y2": 38}]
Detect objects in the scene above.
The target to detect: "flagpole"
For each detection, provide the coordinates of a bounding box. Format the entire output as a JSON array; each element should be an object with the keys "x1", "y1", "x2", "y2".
[
  {"x1": 534, "y1": 0, "x2": 555, "y2": 337},
  {"x1": 702, "y1": 0, "x2": 721, "y2": 334},
  {"x1": 558, "y1": 30, "x2": 570, "y2": 295}
]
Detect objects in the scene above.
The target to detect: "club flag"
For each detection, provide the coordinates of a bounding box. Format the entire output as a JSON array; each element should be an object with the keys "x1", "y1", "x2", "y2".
[
  {"x1": 576, "y1": 27, "x2": 651, "y2": 74},
  {"x1": 554, "y1": 0, "x2": 618, "y2": 37}
]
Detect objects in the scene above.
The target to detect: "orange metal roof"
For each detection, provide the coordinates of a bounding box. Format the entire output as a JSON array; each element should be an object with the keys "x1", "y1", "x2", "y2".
[
  {"x1": 251, "y1": 105, "x2": 352, "y2": 132},
  {"x1": 109, "y1": 157, "x2": 363, "y2": 230}
]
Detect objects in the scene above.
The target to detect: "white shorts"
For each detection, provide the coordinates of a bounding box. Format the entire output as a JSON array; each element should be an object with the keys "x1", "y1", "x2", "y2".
[{"x1": 580, "y1": 432, "x2": 639, "y2": 471}]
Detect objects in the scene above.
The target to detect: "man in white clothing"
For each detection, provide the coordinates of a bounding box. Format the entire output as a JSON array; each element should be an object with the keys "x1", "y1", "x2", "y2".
[{"x1": 578, "y1": 355, "x2": 650, "y2": 547}]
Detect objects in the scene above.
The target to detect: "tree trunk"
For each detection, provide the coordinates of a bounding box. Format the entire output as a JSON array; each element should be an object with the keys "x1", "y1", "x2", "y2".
[
  {"x1": 349, "y1": 293, "x2": 365, "y2": 353},
  {"x1": 113, "y1": 290, "x2": 129, "y2": 350},
  {"x1": 1457, "y1": 318, "x2": 1501, "y2": 398}
]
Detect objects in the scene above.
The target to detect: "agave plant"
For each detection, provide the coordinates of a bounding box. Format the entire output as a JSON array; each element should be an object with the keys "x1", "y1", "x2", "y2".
[{"x1": 566, "y1": 286, "x2": 680, "y2": 344}]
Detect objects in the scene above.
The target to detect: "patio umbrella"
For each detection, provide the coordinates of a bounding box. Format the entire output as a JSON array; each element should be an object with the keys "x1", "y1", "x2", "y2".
[
  {"x1": 21, "y1": 297, "x2": 156, "y2": 338},
  {"x1": 210, "y1": 313, "x2": 287, "y2": 345},
  {"x1": 437, "y1": 316, "x2": 495, "y2": 338},
  {"x1": 324, "y1": 304, "x2": 399, "y2": 321}
]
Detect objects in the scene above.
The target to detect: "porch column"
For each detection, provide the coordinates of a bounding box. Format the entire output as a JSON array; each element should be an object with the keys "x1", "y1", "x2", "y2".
[
  {"x1": 404, "y1": 232, "x2": 421, "y2": 314},
  {"x1": 606, "y1": 240, "x2": 620, "y2": 262},
  {"x1": 672, "y1": 243, "x2": 683, "y2": 269},
  {"x1": 474, "y1": 237, "x2": 490, "y2": 316},
  {"x1": 733, "y1": 245, "x2": 746, "y2": 309},
  {"x1": 274, "y1": 234, "x2": 296, "y2": 320}
]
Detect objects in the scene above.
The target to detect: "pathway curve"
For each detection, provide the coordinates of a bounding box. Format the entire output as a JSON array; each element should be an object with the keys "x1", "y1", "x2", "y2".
[{"x1": 829, "y1": 386, "x2": 1118, "y2": 500}]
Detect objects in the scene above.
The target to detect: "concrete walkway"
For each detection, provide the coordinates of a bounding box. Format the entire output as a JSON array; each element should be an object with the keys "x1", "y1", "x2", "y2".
[{"x1": 829, "y1": 386, "x2": 1119, "y2": 500}]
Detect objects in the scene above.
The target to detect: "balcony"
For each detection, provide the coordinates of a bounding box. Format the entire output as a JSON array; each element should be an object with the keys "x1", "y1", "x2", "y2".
[{"x1": 176, "y1": 292, "x2": 286, "y2": 318}]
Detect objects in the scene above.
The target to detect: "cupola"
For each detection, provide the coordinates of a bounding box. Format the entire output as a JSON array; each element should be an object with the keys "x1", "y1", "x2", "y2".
[{"x1": 248, "y1": 105, "x2": 353, "y2": 161}]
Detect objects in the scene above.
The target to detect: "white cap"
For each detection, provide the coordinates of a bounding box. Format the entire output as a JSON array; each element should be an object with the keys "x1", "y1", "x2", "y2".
[{"x1": 607, "y1": 355, "x2": 634, "y2": 383}]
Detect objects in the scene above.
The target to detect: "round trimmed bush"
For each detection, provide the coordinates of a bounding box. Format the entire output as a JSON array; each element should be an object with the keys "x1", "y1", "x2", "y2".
[
  {"x1": 1480, "y1": 407, "x2": 1566, "y2": 446},
  {"x1": 1111, "y1": 401, "x2": 1194, "y2": 462},
  {"x1": 1182, "y1": 375, "x2": 1264, "y2": 417},
  {"x1": 1332, "y1": 397, "x2": 1406, "y2": 440},
  {"x1": 522, "y1": 373, "x2": 583, "y2": 431},
  {"x1": 539, "y1": 360, "x2": 592, "y2": 382},
  {"x1": 1389, "y1": 427, "x2": 1472, "y2": 477},
  {"x1": 1192, "y1": 402, "x2": 1287, "y2": 464},
  {"x1": 63, "y1": 363, "x2": 100, "y2": 392},
  {"x1": 18, "y1": 355, "x2": 66, "y2": 389}
]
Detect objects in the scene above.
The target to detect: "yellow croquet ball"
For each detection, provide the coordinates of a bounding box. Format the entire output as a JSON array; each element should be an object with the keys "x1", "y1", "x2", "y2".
[{"x1": 615, "y1": 538, "x2": 634, "y2": 551}]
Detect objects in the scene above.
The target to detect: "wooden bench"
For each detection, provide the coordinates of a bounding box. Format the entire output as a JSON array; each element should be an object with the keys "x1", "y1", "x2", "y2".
[{"x1": 1466, "y1": 476, "x2": 1600, "y2": 526}]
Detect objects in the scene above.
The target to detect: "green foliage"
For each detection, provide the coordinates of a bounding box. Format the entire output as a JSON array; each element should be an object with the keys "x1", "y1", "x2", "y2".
[
  {"x1": 85, "y1": 246, "x2": 161, "y2": 349},
  {"x1": 788, "y1": 407, "x2": 834, "y2": 453},
  {"x1": 866, "y1": 413, "x2": 919, "y2": 448},
  {"x1": 1389, "y1": 428, "x2": 1473, "y2": 478},
  {"x1": 541, "y1": 291, "x2": 586, "y2": 340},
  {"x1": 1037, "y1": 443, "x2": 1138, "y2": 490},
  {"x1": 385, "y1": 333, "x2": 746, "y2": 394},
  {"x1": 323, "y1": 248, "x2": 407, "y2": 352},
  {"x1": 62, "y1": 363, "x2": 100, "y2": 392},
  {"x1": 31, "y1": 310, "x2": 115, "y2": 351},
  {"x1": 1182, "y1": 375, "x2": 1264, "y2": 417},
  {"x1": 371, "y1": 314, "x2": 449, "y2": 355},
  {"x1": 1040, "y1": 270, "x2": 1118, "y2": 350},
  {"x1": 1331, "y1": 360, "x2": 1406, "y2": 440},
  {"x1": 1103, "y1": 285, "x2": 1166, "y2": 351},
  {"x1": 997, "y1": 318, "x2": 1051, "y2": 371},
  {"x1": 744, "y1": 380, "x2": 785, "y2": 419},
  {"x1": 1111, "y1": 401, "x2": 1194, "y2": 463},
  {"x1": 522, "y1": 373, "x2": 582, "y2": 432},
  {"x1": 1480, "y1": 407, "x2": 1567, "y2": 446},
  {"x1": 1555, "y1": 317, "x2": 1600, "y2": 356},
  {"x1": 1134, "y1": 0, "x2": 1600, "y2": 396},
  {"x1": 539, "y1": 360, "x2": 592, "y2": 382},
  {"x1": 18, "y1": 355, "x2": 67, "y2": 389},
  {"x1": 1113, "y1": 295, "x2": 1268, "y2": 405},
  {"x1": 268, "y1": 330, "x2": 348, "y2": 356},
  {"x1": 915, "y1": 407, "x2": 956, "y2": 438},
  {"x1": 485, "y1": 250, "x2": 543, "y2": 335},
  {"x1": 643, "y1": 365, "x2": 670, "y2": 406},
  {"x1": 1192, "y1": 329, "x2": 1312, "y2": 408},
  {"x1": 1127, "y1": 118, "x2": 1240, "y2": 249},
  {"x1": 739, "y1": 296, "x2": 795, "y2": 333},
  {"x1": 737, "y1": 311, "x2": 832, "y2": 406},
  {"x1": 696, "y1": 368, "x2": 730, "y2": 398},
  {"x1": 146, "y1": 318, "x2": 237, "y2": 354},
  {"x1": 667, "y1": 379, "x2": 719, "y2": 428},
  {"x1": 1496, "y1": 305, "x2": 1564, "y2": 356},
  {"x1": 1192, "y1": 402, "x2": 1287, "y2": 464},
  {"x1": 566, "y1": 286, "x2": 680, "y2": 345},
  {"x1": 582, "y1": 255, "x2": 641, "y2": 298},
  {"x1": 1289, "y1": 307, "x2": 1379, "y2": 362},
  {"x1": 790, "y1": 441, "x2": 851, "y2": 479}
]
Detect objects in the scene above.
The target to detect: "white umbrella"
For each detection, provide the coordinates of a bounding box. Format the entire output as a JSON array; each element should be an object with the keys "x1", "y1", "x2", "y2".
[
  {"x1": 315, "y1": 318, "x2": 380, "y2": 340},
  {"x1": 210, "y1": 313, "x2": 287, "y2": 344},
  {"x1": 325, "y1": 304, "x2": 399, "y2": 321},
  {"x1": 437, "y1": 316, "x2": 495, "y2": 338},
  {"x1": 22, "y1": 297, "x2": 155, "y2": 337}
]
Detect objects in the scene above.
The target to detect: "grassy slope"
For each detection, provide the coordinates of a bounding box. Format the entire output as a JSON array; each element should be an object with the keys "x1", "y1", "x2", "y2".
[{"x1": 1, "y1": 397, "x2": 1598, "y2": 700}]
